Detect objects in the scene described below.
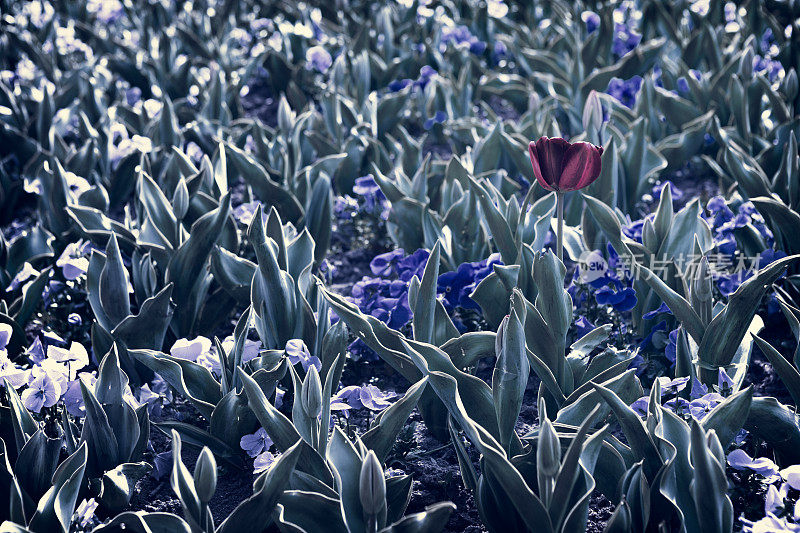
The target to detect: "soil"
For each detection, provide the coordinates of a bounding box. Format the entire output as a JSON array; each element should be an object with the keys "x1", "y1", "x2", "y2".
[{"x1": 127, "y1": 397, "x2": 255, "y2": 521}]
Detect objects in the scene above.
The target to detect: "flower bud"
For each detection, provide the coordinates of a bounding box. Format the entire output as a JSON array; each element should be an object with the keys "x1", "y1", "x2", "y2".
[
  {"x1": 193, "y1": 447, "x2": 217, "y2": 504},
  {"x1": 277, "y1": 94, "x2": 294, "y2": 133},
  {"x1": 642, "y1": 218, "x2": 659, "y2": 251},
  {"x1": 536, "y1": 417, "x2": 561, "y2": 478},
  {"x1": 173, "y1": 178, "x2": 189, "y2": 220},
  {"x1": 783, "y1": 69, "x2": 798, "y2": 101},
  {"x1": 359, "y1": 451, "x2": 386, "y2": 516},
  {"x1": 301, "y1": 365, "x2": 323, "y2": 419}
]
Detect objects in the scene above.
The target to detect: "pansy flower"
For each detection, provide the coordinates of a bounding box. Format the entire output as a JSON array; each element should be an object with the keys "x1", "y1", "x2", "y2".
[
  {"x1": 75, "y1": 498, "x2": 99, "y2": 528},
  {"x1": 0, "y1": 352, "x2": 28, "y2": 389},
  {"x1": 46, "y1": 342, "x2": 89, "y2": 380},
  {"x1": 170, "y1": 337, "x2": 213, "y2": 362},
  {"x1": 253, "y1": 450, "x2": 278, "y2": 474},
  {"x1": 56, "y1": 241, "x2": 91, "y2": 280},
  {"x1": 595, "y1": 285, "x2": 637, "y2": 312},
  {"x1": 284, "y1": 339, "x2": 321, "y2": 372},
  {"x1": 306, "y1": 46, "x2": 332, "y2": 73},
  {"x1": 0, "y1": 324, "x2": 11, "y2": 351},
  {"x1": 240, "y1": 427, "x2": 274, "y2": 458},
  {"x1": 6, "y1": 262, "x2": 39, "y2": 291},
  {"x1": 727, "y1": 449, "x2": 780, "y2": 481},
  {"x1": 21, "y1": 373, "x2": 61, "y2": 412}
]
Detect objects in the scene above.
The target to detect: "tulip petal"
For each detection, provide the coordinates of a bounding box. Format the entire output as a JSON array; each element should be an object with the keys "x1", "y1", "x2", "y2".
[
  {"x1": 529, "y1": 141, "x2": 554, "y2": 191},
  {"x1": 531, "y1": 137, "x2": 570, "y2": 190},
  {"x1": 559, "y1": 142, "x2": 603, "y2": 191}
]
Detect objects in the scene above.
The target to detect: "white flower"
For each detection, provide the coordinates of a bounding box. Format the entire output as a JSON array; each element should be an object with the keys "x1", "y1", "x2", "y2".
[
  {"x1": 46, "y1": 342, "x2": 90, "y2": 379},
  {"x1": 782, "y1": 465, "x2": 800, "y2": 490},
  {"x1": 0, "y1": 352, "x2": 28, "y2": 389},
  {"x1": 0, "y1": 324, "x2": 12, "y2": 350},
  {"x1": 487, "y1": 0, "x2": 508, "y2": 18},
  {"x1": 7, "y1": 262, "x2": 39, "y2": 291},
  {"x1": 75, "y1": 498, "x2": 98, "y2": 527},
  {"x1": 170, "y1": 337, "x2": 212, "y2": 362}
]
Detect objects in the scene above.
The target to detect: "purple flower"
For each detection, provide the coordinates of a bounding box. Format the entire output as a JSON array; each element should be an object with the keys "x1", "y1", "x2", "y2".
[
  {"x1": 126, "y1": 87, "x2": 142, "y2": 106},
  {"x1": 330, "y1": 384, "x2": 396, "y2": 414},
  {"x1": 665, "y1": 397, "x2": 690, "y2": 416},
  {"x1": 574, "y1": 316, "x2": 595, "y2": 338},
  {"x1": 782, "y1": 465, "x2": 800, "y2": 491},
  {"x1": 622, "y1": 219, "x2": 646, "y2": 242},
  {"x1": 528, "y1": 137, "x2": 604, "y2": 192},
  {"x1": 284, "y1": 339, "x2": 321, "y2": 372},
  {"x1": 370, "y1": 249, "x2": 406, "y2": 276},
  {"x1": 595, "y1": 286, "x2": 637, "y2": 312},
  {"x1": 253, "y1": 450, "x2": 277, "y2": 474},
  {"x1": 0, "y1": 353, "x2": 27, "y2": 389},
  {"x1": 630, "y1": 396, "x2": 649, "y2": 417},
  {"x1": 438, "y1": 255, "x2": 501, "y2": 311},
  {"x1": 330, "y1": 385, "x2": 362, "y2": 415},
  {"x1": 415, "y1": 66, "x2": 437, "y2": 90},
  {"x1": 583, "y1": 11, "x2": 600, "y2": 33},
  {"x1": 240, "y1": 428, "x2": 274, "y2": 458},
  {"x1": 396, "y1": 249, "x2": 430, "y2": 281},
  {"x1": 688, "y1": 393, "x2": 724, "y2": 420},
  {"x1": 306, "y1": 46, "x2": 332, "y2": 73},
  {"x1": 388, "y1": 79, "x2": 412, "y2": 92},
  {"x1": 718, "y1": 368, "x2": 734, "y2": 393},
  {"x1": 47, "y1": 343, "x2": 90, "y2": 380},
  {"x1": 440, "y1": 25, "x2": 485, "y2": 55},
  {"x1": 717, "y1": 249, "x2": 786, "y2": 296},
  {"x1": 233, "y1": 201, "x2": 264, "y2": 226},
  {"x1": 21, "y1": 374, "x2": 60, "y2": 412},
  {"x1": 359, "y1": 385, "x2": 397, "y2": 410},
  {"x1": 152, "y1": 451, "x2": 172, "y2": 480},
  {"x1": 652, "y1": 181, "x2": 683, "y2": 202},
  {"x1": 727, "y1": 449, "x2": 779, "y2": 480},
  {"x1": 611, "y1": 21, "x2": 641, "y2": 58},
  {"x1": 657, "y1": 376, "x2": 690, "y2": 395},
  {"x1": 642, "y1": 302, "x2": 672, "y2": 320},
  {"x1": 606, "y1": 76, "x2": 642, "y2": 108},
  {"x1": 664, "y1": 328, "x2": 679, "y2": 363},
  {"x1": 26, "y1": 337, "x2": 45, "y2": 365},
  {"x1": 353, "y1": 175, "x2": 387, "y2": 214},
  {"x1": 423, "y1": 111, "x2": 448, "y2": 130},
  {"x1": 63, "y1": 375, "x2": 94, "y2": 417}
]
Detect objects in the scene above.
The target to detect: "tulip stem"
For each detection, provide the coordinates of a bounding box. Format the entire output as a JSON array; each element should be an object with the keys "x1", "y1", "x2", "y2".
[{"x1": 556, "y1": 192, "x2": 564, "y2": 263}]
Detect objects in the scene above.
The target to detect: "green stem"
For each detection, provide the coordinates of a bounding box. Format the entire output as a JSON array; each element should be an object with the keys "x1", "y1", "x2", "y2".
[{"x1": 556, "y1": 192, "x2": 565, "y2": 263}]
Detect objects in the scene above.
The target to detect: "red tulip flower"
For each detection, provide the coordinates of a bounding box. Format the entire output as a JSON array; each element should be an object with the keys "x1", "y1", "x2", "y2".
[
  {"x1": 528, "y1": 137, "x2": 603, "y2": 192},
  {"x1": 528, "y1": 137, "x2": 604, "y2": 262}
]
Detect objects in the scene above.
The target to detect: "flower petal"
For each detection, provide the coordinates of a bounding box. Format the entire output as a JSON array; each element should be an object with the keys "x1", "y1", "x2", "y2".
[
  {"x1": 530, "y1": 137, "x2": 570, "y2": 191},
  {"x1": 559, "y1": 142, "x2": 603, "y2": 191}
]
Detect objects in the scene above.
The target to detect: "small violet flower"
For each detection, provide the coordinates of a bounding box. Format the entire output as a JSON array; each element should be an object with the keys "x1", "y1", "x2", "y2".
[
  {"x1": 21, "y1": 373, "x2": 61, "y2": 412},
  {"x1": 727, "y1": 449, "x2": 779, "y2": 481},
  {"x1": 56, "y1": 241, "x2": 91, "y2": 280},
  {"x1": 240, "y1": 427, "x2": 274, "y2": 458},
  {"x1": 284, "y1": 339, "x2": 321, "y2": 372},
  {"x1": 306, "y1": 46, "x2": 332, "y2": 73},
  {"x1": 253, "y1": 450, "x2": 278, "y2": 474}
]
